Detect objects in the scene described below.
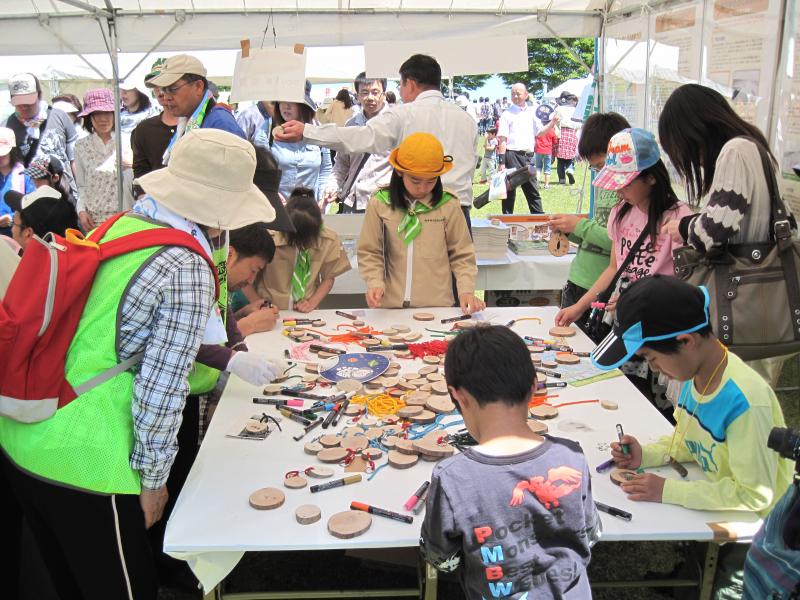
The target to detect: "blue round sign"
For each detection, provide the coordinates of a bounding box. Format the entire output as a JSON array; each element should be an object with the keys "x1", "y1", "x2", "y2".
[{"x1": 318, "y1": 353, "x2": 390, "y2": 383}]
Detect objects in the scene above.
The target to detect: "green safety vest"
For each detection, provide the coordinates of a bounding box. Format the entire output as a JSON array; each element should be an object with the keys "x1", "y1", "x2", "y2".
[
  {"x1": 186, "y1": 241, "x2": 228, "y2": 395},
  {"x1": 0, "y1": 215, "x2": 176, "y2": 494}
]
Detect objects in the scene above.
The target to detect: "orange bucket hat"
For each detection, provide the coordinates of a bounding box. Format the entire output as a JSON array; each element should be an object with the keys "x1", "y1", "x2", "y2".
[{"x1": 388, "y1": 132, "x2": 453, "y2": 178}]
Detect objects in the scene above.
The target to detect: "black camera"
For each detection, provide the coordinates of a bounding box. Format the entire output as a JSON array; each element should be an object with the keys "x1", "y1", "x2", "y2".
[{"x1": 768, "y1": 427, "x2": 800, "y2": 461}]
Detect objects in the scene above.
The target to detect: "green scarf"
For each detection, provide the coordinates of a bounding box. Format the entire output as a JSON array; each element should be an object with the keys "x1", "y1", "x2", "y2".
[
  {"x1": 375, "y1": 189, "x2": 451, "y2": 245},
  {"x1": 292, "y1": 249, "x2": 311, "y2": 302}
]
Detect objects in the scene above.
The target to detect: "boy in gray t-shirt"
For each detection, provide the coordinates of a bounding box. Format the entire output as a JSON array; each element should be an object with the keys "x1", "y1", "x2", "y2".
[{"x1": 420, "y1": 326, "x2": 600, "y2": 599}]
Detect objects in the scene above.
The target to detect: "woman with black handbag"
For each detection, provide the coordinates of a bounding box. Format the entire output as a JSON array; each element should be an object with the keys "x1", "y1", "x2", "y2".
[{"x1": 659, "y1": 84, "x2": 798, "y2": 386}]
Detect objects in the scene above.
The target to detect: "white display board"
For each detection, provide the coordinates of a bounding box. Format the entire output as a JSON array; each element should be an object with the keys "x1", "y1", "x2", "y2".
[{"x1": 230, "y1": 46, "x2": 307, "y2": 104}]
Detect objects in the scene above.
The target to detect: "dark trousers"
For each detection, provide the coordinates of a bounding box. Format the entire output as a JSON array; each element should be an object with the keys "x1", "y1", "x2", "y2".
[
  {"x1": 2, "y1": 452, "x2": 158, "y2": 600},
  {"x1": 502, "y1": 150, "x2": 542, "y2": 214},
  {"x1": 557, "y1": 157, "x2": 575, "y2": 184},
  {"x1": 339, "y1": 201, "x2": 365, "y2": 214}
]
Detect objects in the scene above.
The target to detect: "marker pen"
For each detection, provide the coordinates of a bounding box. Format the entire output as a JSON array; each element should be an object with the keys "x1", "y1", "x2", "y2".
[
  {"x1": 595, "y1": 458, "x2": 615, "y2": 473},
  {"x1": 595, "y1": 501, "x2": 632, "y2": 521},
  {"x1": 331, "y1": 397, "x2": 350, "y2": 426},
  {"x1": 336, "y1": 310, "x2": 357, "y2": 320},
  {"x1": 403, "y1": 481, "x2": 430, "y2": 511},
  {"x1": 310, "y1": 344, "x2": 346, "y2": 355},
  {"x1": 616, "y1": 424, "x2": 629, "y2": 455},
  {"x1": 280, "y1": 389, "x2": 328, "y2": 401},
  {"x1": 350, "y1": 501, "x2": 413, "y2": 524},
  {"x1": 321, "y1": 404, "x2": 340, "y2": 429},
  {"x1": 536, "y1": 368, "x2": 562, "y2": 379},
  {"x1": 293, "y1": 416, "x2": 324, "y2": 441},
  {"x1": 310, "y1": 474, "x2": 362, "y2": 493},
  {"x1": 279, "y1": 408, "x2": 313, "y2": 427},
  {"x1": 544, "y1": 382, "x2": 567, "y2": 388},
  {"x1": 441, "y1": 314, "x2": 471, "y2": 324},
  {"x1": 411, "y1": 488, "x2": 429, "y2": 515}
]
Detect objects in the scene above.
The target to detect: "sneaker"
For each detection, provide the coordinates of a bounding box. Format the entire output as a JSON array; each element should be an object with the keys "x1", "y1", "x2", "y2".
[
  {"x1": 543, "y1": 184, "x2": 549, "y2": 189},
  {"x1": 567, "y1": 173, "x2": 575, "y2": 185}
]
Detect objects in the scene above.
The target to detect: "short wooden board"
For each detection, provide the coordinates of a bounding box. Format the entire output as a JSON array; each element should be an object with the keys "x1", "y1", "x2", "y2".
[
  {"x1": 412, "y1": 312, "x2": 435, "y2": 321},
  {"x1": 249, "y1": 487, "x2": 285, "y2": 510},
  {"x1": 284, "y1": 475, "x2": 308, "y2": 489},
  {"x1": 328, "y1": 510, "x2": 372, "y2": 539},
  {"x1": 555, "y1": 353, "x2": 580, "y2": 365},
  {"x1": 425, "y1": 396, "x2": 456, "y2": 414},
  {"x1": 317, "y1": 447, "x2": 349, "y2": 463},
  {"x1": 295, "y1": 504, "x2": 322, "y2": 525},
  {"x1": 530, "y1": 405, "x2": 559, "y2": 420},
  {"x1": 528, "y1": 419, "x2": 549, "y2": 435},
  {"x1": 409, "y1": 410, "x2": 437, "y2": 424},
  {"x1": 600, "y1": 399, "x2": 619, "y2": 411},
  {"x1": 549, "y1": 326, "x2": 577, "y2": 338},
  {"x1": 388, "y1": 450, "x2": 419, "y2": 469}
]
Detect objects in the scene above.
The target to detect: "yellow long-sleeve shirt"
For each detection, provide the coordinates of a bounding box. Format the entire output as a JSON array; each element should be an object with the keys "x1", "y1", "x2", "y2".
[{"x1": 641, "y1": 353, "x2": 793, "y2": 518}]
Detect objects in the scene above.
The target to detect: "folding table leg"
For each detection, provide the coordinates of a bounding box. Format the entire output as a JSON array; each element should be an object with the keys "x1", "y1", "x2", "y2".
[
  {"x1": 699, "y1": 542, "x2": 720, "y2": 600},
  {"x1": 423, "y1": 563, "x2": 438, "y2": 600}
]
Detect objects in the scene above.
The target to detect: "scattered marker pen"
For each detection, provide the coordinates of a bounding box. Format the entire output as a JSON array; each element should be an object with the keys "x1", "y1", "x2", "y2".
[
  {"x1": 310, "y1": 474, "x2": 362, "y2": 493},
  {"x1": 616, "y1": 424, "x2": 629, "y2": 455},
  {"x1": 536, "y1": 368, "x2": 562, "y2": 379},
  {"x1": 595, "y1": 501, "x2": 632, "y2": 521},
  {"x1": 351, "y1": 501, "x2": 414, "y2": 524},
  {"x1": 336, "y1": 310, "x2": 357, "y2": 320},
  {"x1": 411, "y1": 488, "x2": 429, "y2": 515},
  {"x1": 441, "y1": 314, "x2": 471, "y2": 324},
  {"x1": 403, "y1": 481, "x2": 431, "y2": 511},
  {"x1": 310, "y1": 344, "x2": 346, "y2": 355},
  {"x1": 595, "y1": 458, "x2": 616, "y2": 473}
]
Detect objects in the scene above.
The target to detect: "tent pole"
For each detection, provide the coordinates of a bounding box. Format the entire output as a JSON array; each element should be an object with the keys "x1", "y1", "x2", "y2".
[
  {"x1": 101, "y1": 2, "x2": 125, "y2": 212},
  {"x1": 37, "y1": 17, "x2": 108, "y2": 80},
  {"x1": 536, "y1": 10, "x2": 593, "y2": 74},
  {"x1": 120, "y1": 11, "x2": 187, "y2": 82},
  {"x1": 643, "y1": 3, "x2": 651, "y2": 130}
]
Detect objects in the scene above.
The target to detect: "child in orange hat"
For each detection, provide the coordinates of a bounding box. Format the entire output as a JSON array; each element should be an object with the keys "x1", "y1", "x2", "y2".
[{"x1": 357, "y1": 132, "x2": 483, "y2": 312}]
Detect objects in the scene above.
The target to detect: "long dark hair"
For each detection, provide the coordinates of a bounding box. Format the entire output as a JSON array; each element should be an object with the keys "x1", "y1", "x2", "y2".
[
  {"x1": 285, "y1": 187, "x2": 322, "y2": 249},
  {"x1": 335, "y1": 89, "x2": 353, "y2": 109},
  {"x1": 613, "y1": 160, "x2": 681, "y2": 243},
  {"x1": 5, "y1": 147, "x2": 25, "y2": 170},
  {"x1": 387, "y1": 171, "x2": 444, "y2": 212},
  {"x1": 270, "y1": 102, "x2": 315, "y2": 145},
  {"x1": 658, "y1": 84, "x2": 774, "y2": 205}
]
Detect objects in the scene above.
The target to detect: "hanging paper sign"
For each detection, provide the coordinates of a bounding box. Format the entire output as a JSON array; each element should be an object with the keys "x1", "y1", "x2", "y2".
[
  {"x1": 318, "y1": 353, "x2": 389, "y2": 383},
  {"x1": 231, "y1": 46, "x2": 307, "y2": 103}
]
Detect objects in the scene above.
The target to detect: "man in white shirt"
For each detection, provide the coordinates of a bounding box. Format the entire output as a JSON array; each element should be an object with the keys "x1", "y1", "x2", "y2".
[
  {"x1": 321, "y1": 72, "x2": 391, "y2": 214},
  {"x1": 497, "y1": 82, "x2": 559, "y2": 214},
  {"x1": 275, "y1": 54, "x2": 479, "y2": 228}
]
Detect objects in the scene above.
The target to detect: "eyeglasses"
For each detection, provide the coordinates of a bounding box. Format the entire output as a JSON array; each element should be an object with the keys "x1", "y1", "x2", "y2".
[
  {"x1": 358, "y1": 89, "x2": 384, "y2": 98},
  {"x1": 158, "y1": 81, "x2": 192, "y2": 96}
]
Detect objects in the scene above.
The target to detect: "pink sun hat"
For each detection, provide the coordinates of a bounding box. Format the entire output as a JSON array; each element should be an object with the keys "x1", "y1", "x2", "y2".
[{"x1": 78, "y1": 88, "x2": 116, "y2": 117}]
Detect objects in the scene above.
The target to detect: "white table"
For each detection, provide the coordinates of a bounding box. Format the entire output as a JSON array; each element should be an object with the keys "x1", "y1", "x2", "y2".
[{"x1": 164, "y1": 307, "x2": 760, "y2": 596}]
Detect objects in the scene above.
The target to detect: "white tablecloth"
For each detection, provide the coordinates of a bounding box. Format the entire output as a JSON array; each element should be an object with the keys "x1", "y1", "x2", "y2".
[{"x1": 164, "y1": 307, "x2": 760, "y2": 592}]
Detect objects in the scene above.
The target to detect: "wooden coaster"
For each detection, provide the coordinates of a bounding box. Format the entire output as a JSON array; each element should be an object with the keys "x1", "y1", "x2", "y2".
[
  {"x1": 302, "y1": 375, "x2": 319, "y2": 384},
  {"x1": 305, "y1": 363, "x2": 319, "y2": 374},
  {"x1": 343, "y1": 404, "x2": 363, "y2": 416},
  {"x1": 394, "y1": 350, "x2": 412, "y2": 358},
  {"x1": 398, "y1": 405, "x2": 424, "y2": 419},
  {"x1": 413, "y1": 436, "x2": 455, "y2": 458},
  {"x1": 409, "y1": 410, "x2": 437, "y2": 424},
  {"x1": 312, "y1": 320, "x2": 326, "y2": 327},
  {"x1": 394, "y1": 438, "x2": 419, "y2": 455},
  {"x1": 549, "y1": 231, "x2": 570, "y2": 257},
  {"x1": 389, "y1": 335, "x2": 407, "y2": 344},
  {"x1": 318, "y1": 351, "x2": 337, "y2": 359},
  {"x1": 344, "y1": 456, "x2": 368, "y2": 473},
  {"x1": 363, "y1": 338, "x2": 382, "y2": 348},
  {"x1": 419, "y1": 383, "x2": 433, "y2": 392},
  {"x1": 284, "y1": 475, "x2": 308, "y2": 489},
  {"x1": 388, "y1": 450, "x2": 419, "y2": 469},
  {"x1": 529, "y1": 345, "x2": 546, "y2": 354},
  {"x1": 422, "y1": 355, "x2": 440, "y2": 365},
  {"x1": 319, "y1": 435, "x2": 341, "y2": 448},
  {"x1": 549, "y1": 326, "x2": 577, "y2": 338},
  {"x1": 263, "y1": 384, "x2": 283, "y2": 394},
  {"x1": 404, "y1": 391, "x2": 431, "y2": 406},
  {"x1": 610, "y1": 469, "x2": 638, "y2": 486},
  {"x1": 382, "y1": 327, "x2": 398, "y2": 336},
  {"x1": 397, "y1": 381, "x2": 417, "y2": 391},
  {"x1": 392, "y1": 324, "x2": 411, "y2": 333},
  {"x1": 600, "y1": 399, "x2": 619, "y2": 410},
  {"x1": 306, "y1": 466, "x2": 334, "y2": 479},
  {"x1": 362, "y1": 447, "x2": 383, "y2": 460},
  {"x1": 555, "y1": 353, "x2": 580, "y2": 365},
  {"x1": 382, "y1": 435, "x2": 399, "y2": 449},
  {"x1": 425, "y1": 396, "x2": 456, "y2": 414},
  {"x1": 418, "y1": 365, "x2": 438, "y2": 376},
  {"x1": 528, "y1": 419, "x2": 549, "y2": 435},
  {"x1": 328, "y1": 510, "x2": 372, "y2": 539},
  {"x1": 249, "y1": 487, "x2": 285, "y2": 510},
  {"x1": 404, "y1": 332, "x2": 422, "y2": 342},
  {"x1": 431, "y1": 381, "x2": 449, "y2": 395},
  {"x1": 413, "y1": 312, "x2": 435, "y2": 321},
  {"x1": 406, "y1": 378, "x2": 426, "y2": 386},
  {"x1": 337, "y1": 378, "x2": 363, "y2": 394},
  {"x1": 388, "y1": 388, "x2": 406, "y2": 398},
  {"x1": 317, "y1": 447, "x2": 349, "y2": 463},
  {"x1": 382, "y1": 416, "x2": 400, "y2": 425},
  {"x1": 245, "y1": 420, "x2": 269, "y2": 434},
  {"x1": 340, "y1": 436, "x2": 370, "y2": 452},
  {"x1": 530, "y1": 405, "x2": 559, "y2": 420},
  {"x1": 304, "y1": 441, "x2": 323, "y2": 455},
  {"x1": 426, "y1": 372, "x2": 444, "y2": 382},
  {"x1": 360, "y1": 417, "x2": 378, "y2": 427},
  {"x1": 365, "y1": 381, "x2": 384, "y2": 391},
  {"x1": 364, "y1": 428, "x2": 384, "y2": 440},
  {"x1": 295, "y1": 504, "x2": 322, "y2": 525},
  {"x1": 380, "y1": 376, "x2": 399, "y2": 388},
  {"x1": 541, "y1": 361, "x2": 558, "y2": 369},
  {"x1": 342, "y1": 426, "x2": 363, "y2": 437}
]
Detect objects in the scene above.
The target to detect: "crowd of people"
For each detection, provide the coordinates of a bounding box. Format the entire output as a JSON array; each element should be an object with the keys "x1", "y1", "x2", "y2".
[{"x1": 1, "y1": 48, "x2": 798, "y2": 600}]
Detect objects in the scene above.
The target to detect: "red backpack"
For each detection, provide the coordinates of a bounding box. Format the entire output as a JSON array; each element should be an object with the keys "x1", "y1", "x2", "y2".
[{"x1": 0, "y1": 212, "x2": 219, "y2": 423}]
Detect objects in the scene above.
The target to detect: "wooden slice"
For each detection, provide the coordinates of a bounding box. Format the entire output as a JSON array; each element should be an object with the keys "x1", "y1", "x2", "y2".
[
  {"x1": 244, "y1": 420, "x2": 268, "y2": 434},
  {"x1": 312, "y1": 320, "x2": 326, "y2": 327},
  {"x1": 413, "y1": 436, "x2": 455, "y2": 458},
  {"x1": 317, "y1": 447, "x2": 349, "y2": 463},
  {"x1": 362, "y1": 447, "x2": 383, "y2": 460},
  {"x1": 382, "y1": 435, "x2": 399, "y2": 449},
  {"x1": 397, "y1": 381, "x2": 418, "y2": 391},
  {"x1": 394, "y1": 350, "x2": 412, "y2": 358},
  {"x1": 389, "y1": 362, "x2": 402, "y2": 370},
  {"x1": 360, "y1": 417, "x2": 378, "y2": 427},
  {"x1": 272, "y1": 374, "x2": 289, "y2": 383},
  {"x1": 600, "y1": 399, "x2": 619, "y2": 411},
  {"x1": 388, "y1": 388, "x2": 406, "y2": 398},
  {"x1": 337, "y1": 378, "x2": 364, "y2": 394},
  {"x1": 381, "y1": 327, "x2": 398, "y2": 336},
  {"x1": 419, "y1": 383, "x2": 433, "y2": 392},
  {"x1": 535, "y1": 373, "x2": 547, "y2": 384},
  {"x1": 420, "y1": 453, "x2": 441, "y2": 462},
  {"x1": 404, "y1": 391, "x2": 431, "y2": 406},
  {"x1": 306, "y1": 466, "x2": 334, "y2": 479},
  {"x1": 409, "y1": 378, "x2": 429, "y2": 386},
  {"x1": 425, "y1": 396, "x2": 456, "y2": 414},
  {"x1": 422, "y1": 355, "x2": 440, "y2": 365},
  {"x1": 248, "y1": 487, "x2": 285, "y2": 510},
  {"x1": 549, "y1": 231, "x2": 570, "y2": 257},
  {"x1": 304, "y1": 441, "x2": 323, "y2": 455},
  {"x1": 529, "y1": 345, "x2": 546, "y2": 354},
  {"x1": 413, "y1": 312, "x2": 435, "y2": 321},
  {"x1": 340, "y1": 436, "x2": 370, "y2": 452},
  {"x1": 426, "y1": 372, "x2": 444, "y2": 382},
  {"x1": 398, "y1": 405, "x2": 424, "y2": 419},
  {"x1": 388, "y1": 450, "x2": 419, "y2": 469},
  {"x1": 263, "y1": 384, "x2": 283, "y2": 394},
  {"x1": 288, "y1": 330, "x2": 304, "y2": 340},
  {"x1": 530, "y1": 405, "x2": 559, "y2": 420},
  {"x1": 409, "y1": 410, "x2": 437, "y2": 424},
  {"x1": 549, "y1": 326, "x2": 577, "y2": 338},
  {"x1": 392, "y1": 324, "x2": 411, "y2": 333},
  {"x1": 343, "y1": 404, "x2": 363, "y2": 416},
  {"x1": 610, "y1": 469, "x2": 638, "y2": 486},
  {"x1": 528, "y1": 419, "x2": 549, "y2": 435},
  {"x1": 328, "y1": 510, "x2": 372, "y2": 539},
  {"x1": 404, "y1": 332, "x2": 422, "y2": 342},
  {"x1": 363, "y1": 338, "x2": 382, "y2": 348},
  {"x1": 533, "y1": 387, "x2": 548, "y2": 397},
  {"x1": 418, "y1": 365, "x2": 438, "y2": 376},
  {"x1": 394, "y1": 438, "x2": 419, "y2": 455},
  {"x1": 541, "y1": 361, "x2": 558, "y2": 370},
  {"x1": 555, "y1": 353, "x2": 580, "y2": 365},
  {"x1": 295, "y1": 504, "x2": 322, "y2": 525},
  {"x1": 344, "y1": 456, "x2": 368, "y2": 473},
  {"x1": 431, "y1": 381, "x2": 449, "y2": 395},
  {"x1": 284, "y1": 475, "x2": 308, "y2": 489},
  {"x1": 319, "y1": 435, "x2": 341, "y2": 448},
  {"x1": 342, "y1": 426, "x2": 363, "y2": 437},
  {"x1": 454, "y1": 320, "x2": 477, "y2": 329},
  {"x1": 382, "y1": 416, "x2": 400, "y2": 425},
  {"x1": 305, "y1": 363, "x2": 319, "y2": 374},
  {"x1": 365, "y1": 381, "x2": 384, "y2": 391},
  {"x1": 381, "y1": 376, "x2": 400, "y2": 388},
  {"x1": 389, "y1": 335, "x2": 407, "y2": 344},
  {"x1": 531, "y1": 356, "x2": 542, "y2": 365},
  {"x1": 318, "y1": 351, "x2": 337, "y2": 359},
  {"x1": 299, "y1": 335, "x2": 316, "y2": 343}
]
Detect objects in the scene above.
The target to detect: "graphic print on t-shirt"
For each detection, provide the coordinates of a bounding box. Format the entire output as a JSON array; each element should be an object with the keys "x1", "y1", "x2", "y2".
[{"x1": 509, "y1": 466, "x2": 582, "y2": 509}]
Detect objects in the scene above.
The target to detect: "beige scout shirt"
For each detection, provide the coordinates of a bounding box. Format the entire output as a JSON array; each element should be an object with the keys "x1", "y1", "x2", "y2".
[
  {"x1": 253, "y1": 227, "x2": 352, "y2": 310},
  {"x1": 357, "y1": 189, "x2": 478, "y2": 308}
]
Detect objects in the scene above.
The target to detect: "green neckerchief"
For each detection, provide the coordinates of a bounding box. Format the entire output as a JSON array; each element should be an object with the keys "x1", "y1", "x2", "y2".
[
  {"x1": 292, "y1": 248, "x2": 311, "y2": 302},
  {"x1": 375, "y1": 189, "x2": 452, "y2": 245}
]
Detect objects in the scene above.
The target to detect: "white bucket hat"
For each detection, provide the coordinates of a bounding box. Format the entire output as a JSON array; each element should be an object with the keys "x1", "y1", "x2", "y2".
[{"x1": 134, "y1": 129, "x2": 275, "y2": 230}]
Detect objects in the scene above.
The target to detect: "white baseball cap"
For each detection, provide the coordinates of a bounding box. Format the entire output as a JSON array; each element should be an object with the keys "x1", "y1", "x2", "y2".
[
  {"x1": 8, "y1": 73, "x2": 39, "y2": 106},
  {"x1": 53, "y1": 100, "x2": 79, "y2": 114},
  {"x1": 0, "y1": 127, "x2": 15, "y2": 156}
]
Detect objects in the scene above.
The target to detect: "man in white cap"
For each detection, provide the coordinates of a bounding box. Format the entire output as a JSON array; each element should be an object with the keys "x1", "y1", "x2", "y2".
[{"x1": 0, "y1": 129, "x2": 277, "y2": 599}]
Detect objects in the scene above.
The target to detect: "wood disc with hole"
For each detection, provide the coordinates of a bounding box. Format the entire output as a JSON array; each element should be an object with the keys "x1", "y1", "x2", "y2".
[
  {"x1": 610, "y1": 469, "x2": 638, "y2": 486},
  {"x1": 431, "y1": 381, "x2": 449, "y2": 395},
  {"x1": 304, "y1": 441, "x2": 323, "y2": 455},
  {"x1": 317, "y1": 447, "x2": 349, "y2": 463},
  {"x1": 413, "y1": 436, "x2": 455, "y2": 458},
  {"x1": 413, "y1": 312, "x2": 435, "y2": 321},
  {"x1": 418, "y1": 365, "x2": 438, "y2": 376},
  {"x1": 398, "y1": 405, "x2": 424, "y2": 419},
  {"x1": 528, "y1": 419, "x2": 549, "y2": 435},
  {"x1": 306, "y1": 466, "x2": 334, "y2": 479},
  {"x1": 556, "y1": 353, "x2": 581, "y2": 365},
  {"x1": 530, "y1": 405, "x2": 559, "y2": 420},
  {"x1": 340, "y1": 436, "x2": 370, "y2": 452},
  {"x1": 549, "y1": 326, "x2": 577, "y2": 338},
  {"x1": 336, "y1": 379, "x2": 363, "y2": 394},
  {"x1": 295, "y1": 504, "x2": 322, "y2": 525},
  {"x1": 549, "y1": 231, "x2": 570, "y2": 257},
  {"x1": 382, "y1": 435, "x2": 399, "y2": 449},
  {"x1": 362, "y1": 447, "x2": 383, "y2": 460},
  {"x1": 410, "y1": 410, "x2": 437, "y2": 424},
  {"x1": 328, "y1": 510, "x2": 372, "y2": 539},
  {"x1": 248, "y1": 487, "x2": 285, "y2": 510},
  {"x1": 263, "y1": 384, "x2": 283, "y2": 394},
  {"x1": 343, "y1": 404, "x2": 363, "y2": 416},
  {"x1": 388, "y1": 450, "x2": 419, "y2": 469},
  {"x1": 319, "y1": 435, "x2": 341, "y2": 448},
  {"x1": 404, "y1": 391, "x2": 431, "y2": 406},
  {"x1": 284, "y1": 475, "x2": 308, "y2": 489},
  {"x1": 600, "y1": 399, "x2": 619, "y2": 411},
  {"x1": 425, "y1": 396, "x2": 456, "y2": 414},
  {"x1": 422, "y1": 355, "x2": 440, "y2": 365},
  {"x1": 244, "y1": 420, "x2": 268, "y2": 434},
  {"x1": 394, "y1": 438, "x2": 419, "y2": 455}
]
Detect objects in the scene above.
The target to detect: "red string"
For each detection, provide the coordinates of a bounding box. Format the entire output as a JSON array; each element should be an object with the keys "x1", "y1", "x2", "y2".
[
  {"x1": 284, "y1": 470, "x2": 300, "y2": 478},
  {"x1": 407, "y1": 340, "x2": 450, "y2": 358},
  {"x1": 548, "y1": 399, "x2": 600, "y2": 409}
]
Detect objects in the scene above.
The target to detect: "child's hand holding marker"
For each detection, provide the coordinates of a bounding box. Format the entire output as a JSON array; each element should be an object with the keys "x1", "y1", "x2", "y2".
[{"x1": 610, "y1": 435, "x2": 642, "y2": 470}]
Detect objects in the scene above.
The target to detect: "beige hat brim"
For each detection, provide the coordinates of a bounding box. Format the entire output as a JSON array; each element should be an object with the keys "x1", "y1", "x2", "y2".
[
  {"x1": 135, "y1": 168, "x2": 276, "y2": 230},
  {"x1": 146, "y1": 71, "x2": 184, "y2": 88}
]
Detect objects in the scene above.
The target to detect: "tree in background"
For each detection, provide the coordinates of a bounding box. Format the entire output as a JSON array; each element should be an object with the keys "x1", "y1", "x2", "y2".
[
  {"x1": 499, "y1": 38, "x2": 595, "y2": 98},
  {"x1": 440, "y1": 74, "x2": 493, "y2": 96}
]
